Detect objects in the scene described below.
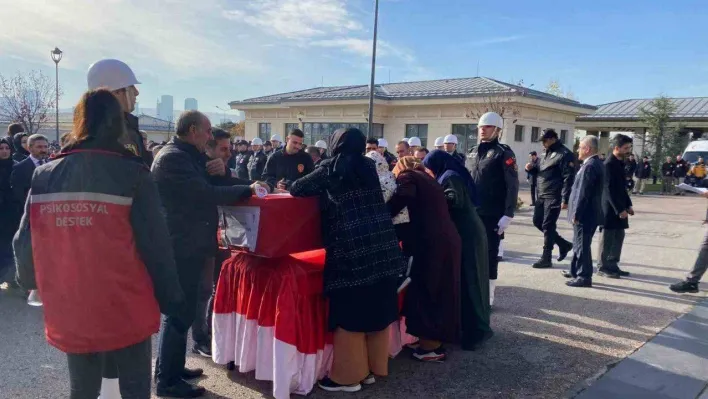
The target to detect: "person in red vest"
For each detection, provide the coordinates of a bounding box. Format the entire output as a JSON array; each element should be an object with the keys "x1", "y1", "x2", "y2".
[{"x1": 13, "y1": 89, "x2": 186, "y2": 399}]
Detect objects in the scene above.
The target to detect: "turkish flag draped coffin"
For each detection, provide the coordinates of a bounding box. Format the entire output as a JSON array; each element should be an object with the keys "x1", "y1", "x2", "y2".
[
  {"x1": 212, "y1": 249, "x2": 417, "y2": 399},
  {"x1": 218, "y1": 195, "x2": 323, "y2": 258}
]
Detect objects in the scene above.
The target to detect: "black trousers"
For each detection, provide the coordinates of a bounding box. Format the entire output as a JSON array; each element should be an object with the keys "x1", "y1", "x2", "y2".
[
  {"x1": 156, "y1": 255, "x2": 205, "y2": 387},
  {"x1": 570, "y1": 223, "x2": 598, "y2": 279},
  {"x1": 530, "y1": 183, "x2": 537, "y2": 205},
  {"x1": 598, "y1": 228, "x2": 625, "y2": 272},
  {"x1": 192, "y1": 257, "x2": 215, "y2": 345},
  {"x1": 533, "y1": 197, "x2": 570, "y2": 253},
  {"x1": 67, "y1": 338, "x2": 152, "y2": 399},
  {"x1": 480, "y1": 215, "x2": 501, "y2": 280}
]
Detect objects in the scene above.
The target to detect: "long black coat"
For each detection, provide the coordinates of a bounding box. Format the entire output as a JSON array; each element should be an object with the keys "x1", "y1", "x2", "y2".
[
  {"x1": 151, "y1": 137, "x2": 253, "y2": 260},
  {"x1": 602, "y1": 154, "x2": 632, "y2": 229}
]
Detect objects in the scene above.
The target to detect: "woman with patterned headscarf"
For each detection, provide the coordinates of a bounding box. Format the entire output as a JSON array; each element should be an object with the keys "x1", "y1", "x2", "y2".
[
  {"x1": 290, "y1": 128, "x2": 406, "y2": 392},
  {"x1": 366, "y1": 150, "x2": 409, "y2": 224},
  {"x1": 387, "y1": 156, "x2": 462, "y2": 362}
]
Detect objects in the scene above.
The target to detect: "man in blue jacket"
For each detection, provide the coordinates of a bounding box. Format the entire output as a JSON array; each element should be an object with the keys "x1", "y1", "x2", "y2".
[{"x1": 563, "y1": 135, "x2": 604, "y2": 288}]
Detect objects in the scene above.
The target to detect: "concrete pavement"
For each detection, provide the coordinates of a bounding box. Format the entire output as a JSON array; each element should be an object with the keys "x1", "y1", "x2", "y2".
[{"x1": 1, "y1": 191, "x2": 707, "y2": 398}]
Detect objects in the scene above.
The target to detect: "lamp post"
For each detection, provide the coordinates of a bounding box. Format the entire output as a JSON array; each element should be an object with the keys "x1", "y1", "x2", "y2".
[
  {"x1": 367, "y1": 0, "x2": 379, "y2": 137},
  {"x1": 50, "y1": 47, "x2": 63, "y2": 142},
  {"x1": 215, "y1": 106, "x2": 228, "y2": 126}
]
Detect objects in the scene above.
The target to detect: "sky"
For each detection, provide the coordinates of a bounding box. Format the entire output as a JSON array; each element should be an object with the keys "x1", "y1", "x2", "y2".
[{"x1": 1, "y1": 0, "x2": 707, "y2": 119}]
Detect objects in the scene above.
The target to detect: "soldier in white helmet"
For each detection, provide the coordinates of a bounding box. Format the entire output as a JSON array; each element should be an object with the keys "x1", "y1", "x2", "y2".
[
  {"x1": 377, "y1": 138, "x2": 397, "y2": 170},
  {"x1": 270, "y1": 133, "x2": 283, "y2": 150},
  {"x1": 408, "y1": 136, "x2": 422, "y2": 153},
  {"x1": 433, "y1": 137, "x2": 444, "y2": 150},
  {"x1": 443, "y1": 134, "x2": 465, "y2": 164},
  {"x1": 87, "y1": 59, "x2": 152, "y2": 166},
  {"x1": 314, "y1": 139, "x2": 328, "y2": 160},
  {"x1": 465, "y1": 112, "x2": 519, "y2": 308},
  {"x1": 248, "y1": 137, "x2": 268, "y2": 180}
]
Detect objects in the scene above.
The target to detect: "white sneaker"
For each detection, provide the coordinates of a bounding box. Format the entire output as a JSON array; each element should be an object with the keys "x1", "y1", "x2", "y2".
[{"x1": 489, "y1": 280, "x2": 496, "y2": 307}]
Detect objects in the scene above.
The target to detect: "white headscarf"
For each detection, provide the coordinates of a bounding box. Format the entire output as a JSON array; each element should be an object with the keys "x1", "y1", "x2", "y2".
[{"x1": 366, "y1": 151, "x2": 409, "y2": 224}]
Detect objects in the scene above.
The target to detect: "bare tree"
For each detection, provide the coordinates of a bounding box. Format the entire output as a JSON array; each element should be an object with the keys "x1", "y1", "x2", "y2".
[
  {"x1": 466, "y1": 92, "x2": 522, "y2": 122},
  {"x1": 545, "y1": 79, "x2": 578, "y2": 101},
  {"x1": 0, "y1": 70, "x2": 60, "y2": 134}
]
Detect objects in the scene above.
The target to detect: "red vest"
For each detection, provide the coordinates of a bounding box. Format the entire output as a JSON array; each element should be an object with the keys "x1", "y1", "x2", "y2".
[{"x1": 30, "y1": 191, "x2": 160, "y2": 353}]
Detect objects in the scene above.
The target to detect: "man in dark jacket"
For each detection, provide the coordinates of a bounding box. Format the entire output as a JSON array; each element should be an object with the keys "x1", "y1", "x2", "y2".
[
  {"x1": 248, "y1": 137, "x2": 268, "y2": 180},
  {"x1": 674, "y1": 154, "x2": 689, "y2": 195},
  {"x1": 661, "y1": 156, "x2": 676, "y2": 194},
  {"x1": 151, "y1": 110, "x2": 262, "y2": 397},
  {"x1": 525, "y1": 151, "x2": 540, "y2": 206},
  {"x1": 233, "y1": 140, "x2": 252, "y2": 180},
  {"x1": 597, "y1": 134, "x2": 634, "y2": 279},
  {"x1": 11, "y1": 134, "x2": 49, "y2": 213},
  {"x1": 466, "y1": 112, "x2": 518, "y2": 303},
  {"x1": 634, "y1": 156, "x2": 652, "y2": 194},
  {"x1": 6, "y1": 123, "x2": 24, "y2": 153},
  {"x1": 563, "y1": 136, "x2": 604, "y2": 287},
  {"x1": 624, "y1": 154, "x2": 637, "y2": 193},
  {"x1": 527, "y1": 129, "x2": 575, "y2": 269},
  {"x1": 262, "y1": 128, "x2": 314, "y2": 191}
]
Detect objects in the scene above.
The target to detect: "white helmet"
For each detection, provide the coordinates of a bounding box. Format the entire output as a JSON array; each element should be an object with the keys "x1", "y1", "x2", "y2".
[
  {"x1": 87, "y1": 59, "x2": 140, "y2": 91},
  {"x1": 479, "y1": 112, "x2": 504, "y2": 129},
  {"x1": 270, "y1": 133, "x2": 282, "y2": 142},
  {"x1": 408, "y1": 137, "x2": 422, "y2": 147},
  {"x1": 401, "y1": 138, "x2": 409, "y2": 143},
  {"x1": 443, "y1": 134, "x2": 458, "y2": 145},
  {"x1": 251, "y1": 137, "x2": 263, "y2": 146},
  {"x1": 434, "y1": 137, "x2": 444, "y2": 147},
  {"x1": 314, "y1": 140, "x2": 327, "y2": 150},
  {"x1": 378, "y1": 138, "x2": 389, "y2": 148}
]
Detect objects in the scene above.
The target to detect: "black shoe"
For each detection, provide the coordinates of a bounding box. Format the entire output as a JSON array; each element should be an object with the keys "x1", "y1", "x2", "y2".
[
  {"x1": 181, "y1": 368, "x2": 204, "y2": 380},
  {"x1": 156, "y1": 379, "x2": 206, "y2": 398},
  {"x1": 532, "y1": 258, "x2": 553, "y2": 269},
  {"x1": 566, "y1": 278, "x2": 592, "y2": 288},
  {"x1": 617, "y1": 269, "x2": 630, "y2": 277},
  {"x1": 557, "y1": 242, "x2": 572, "y2": 262},
  {"x1": 561, "y1": 270, "x2": 574, "y2": 279},
  {"x1": 598, "y1": 269, "x2": 621, "y2": 279},
  {"x1": 318, "y1": 377, "x2": 362, "y2": 393},
  {"x1": 462, "y1": 330, "x2": 494, "y2": 351},
  {"x1": 412, "y1": 346, "x2": 447, "y2": 362},
  {"x1": 670, "y1": 281, "x2": 699, "y2": 293},
  {"x1": 192, "y1": 343, "x2": 211, "y2": 358}
]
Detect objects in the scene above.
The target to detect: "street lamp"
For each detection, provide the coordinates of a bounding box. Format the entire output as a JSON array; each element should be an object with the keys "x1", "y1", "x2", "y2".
[
  {"x1": 367, "y1": 0, "x2": 379, "y2": 137},
  {"x1": 50, "y1": 47, "x2": 62, "y2": 142}
]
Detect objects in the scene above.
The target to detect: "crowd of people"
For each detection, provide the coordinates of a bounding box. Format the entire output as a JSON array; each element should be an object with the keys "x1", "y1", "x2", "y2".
[{"x1": 3, "y1": 58, "x2": 708, "y2": 399}]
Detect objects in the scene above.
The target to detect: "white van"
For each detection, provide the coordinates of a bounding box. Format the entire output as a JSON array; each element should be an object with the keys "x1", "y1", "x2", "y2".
[{"x1": 682, "y1": 139, "x2": 708, "y2": 164}]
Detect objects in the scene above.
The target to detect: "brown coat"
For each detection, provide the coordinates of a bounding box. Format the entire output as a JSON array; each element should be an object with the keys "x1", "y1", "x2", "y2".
[{"x1": 389, "y1": 169, "x2": 462, "y2": 343}]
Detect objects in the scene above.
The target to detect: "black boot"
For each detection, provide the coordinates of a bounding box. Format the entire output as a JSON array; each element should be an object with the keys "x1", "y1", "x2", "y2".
[
  {"x1": 532, "y1": 251, "x2": 553, "y2": 269},
  {"x1": 557, "y1": 240, "x2": 572, "y2": 262}
]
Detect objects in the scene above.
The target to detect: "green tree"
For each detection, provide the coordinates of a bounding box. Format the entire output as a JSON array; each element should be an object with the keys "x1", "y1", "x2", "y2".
[{"x1": 640, "y1": 96, "x2": 683, "y2": 177}]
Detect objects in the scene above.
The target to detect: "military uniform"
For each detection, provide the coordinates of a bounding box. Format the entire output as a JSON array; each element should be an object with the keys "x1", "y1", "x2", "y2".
[
  {"x1": 121, "y1": 113, "x2": 152, "y2": 166},
  {"x1": 466, "y1": 138, "x2": 519, "y2": 281},
  {"x1": 248, "y1": 150, "x2": 268, "y2": 181},
  {"x1": 533, "y1": 140, "x2": 575, "y2": 265},
  {"x1": 234, "y1": 150, "x2": 252, "y2": 180}
]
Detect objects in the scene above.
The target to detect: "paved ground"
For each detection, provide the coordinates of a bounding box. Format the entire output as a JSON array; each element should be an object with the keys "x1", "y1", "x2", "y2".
[{"x1": 1, "y1": 190, "x2": 707, "y2": 399}]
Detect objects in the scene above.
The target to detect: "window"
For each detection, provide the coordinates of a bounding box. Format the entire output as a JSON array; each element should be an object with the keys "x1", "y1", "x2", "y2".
[
  {"x1": 405, "y1": 124, "x2": 429, "y2": 147},
  {"x1": 514, "y1": 125, "x2": 525, "y2": 142},
  {"x1": 258, "y1": 123, "x2": 271, "y2": 141},
  {"x1": 560, "y1": 130, "x2": 568, "y2": 144},
  {"x1": 284, "y1": 123, "x2": 299, "y2": 136},
  {"x1": 531, "y1": 127, "x2": 540, "y2": 142},
  {"x1": 451, "y1": 124, "x2": 478, "y2": 154},
  {"x1": 302, "y1": 122, "x2": 382, "y2": 145}
]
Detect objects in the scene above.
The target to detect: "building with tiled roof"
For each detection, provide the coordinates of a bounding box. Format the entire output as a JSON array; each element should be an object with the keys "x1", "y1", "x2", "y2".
[{"x1": 230, "y1": 77, "x2": 596, "y2": 179}]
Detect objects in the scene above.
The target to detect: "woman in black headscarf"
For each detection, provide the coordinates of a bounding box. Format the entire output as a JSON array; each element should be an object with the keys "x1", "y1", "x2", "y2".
[
  {"x1": 422, "y1": 150, "x2": 492, "y2": 351},
  {"x1": 12, "y1": 132, "x2": 29, "y2": 163},
  {"x1": 291, "y1": 128, "x2": 406, "y2": 393},
  {"x1": 0, "y1": 137, "x2": 15, "y2": 284}
]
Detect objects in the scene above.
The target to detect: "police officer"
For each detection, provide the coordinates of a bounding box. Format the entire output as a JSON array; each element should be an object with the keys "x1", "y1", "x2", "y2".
[
  {"x1": 529, "y1": 129, "x2": 575, "y2": 269},
  {"x1": 526, "y1": 151, "x2": 540, "y2": 205},
  {"x1": 87, "y1": 59, "x2": 152, "y2": 166},
  {"x1": 248, "y1": 137, "x2": 268, "y2": 181},
  {"x1": 234, "y1": 140, "x2": 252, "y2": 180},
  {"x1": 466, "y1": 112, "x2": 519, "y2": 306}
]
